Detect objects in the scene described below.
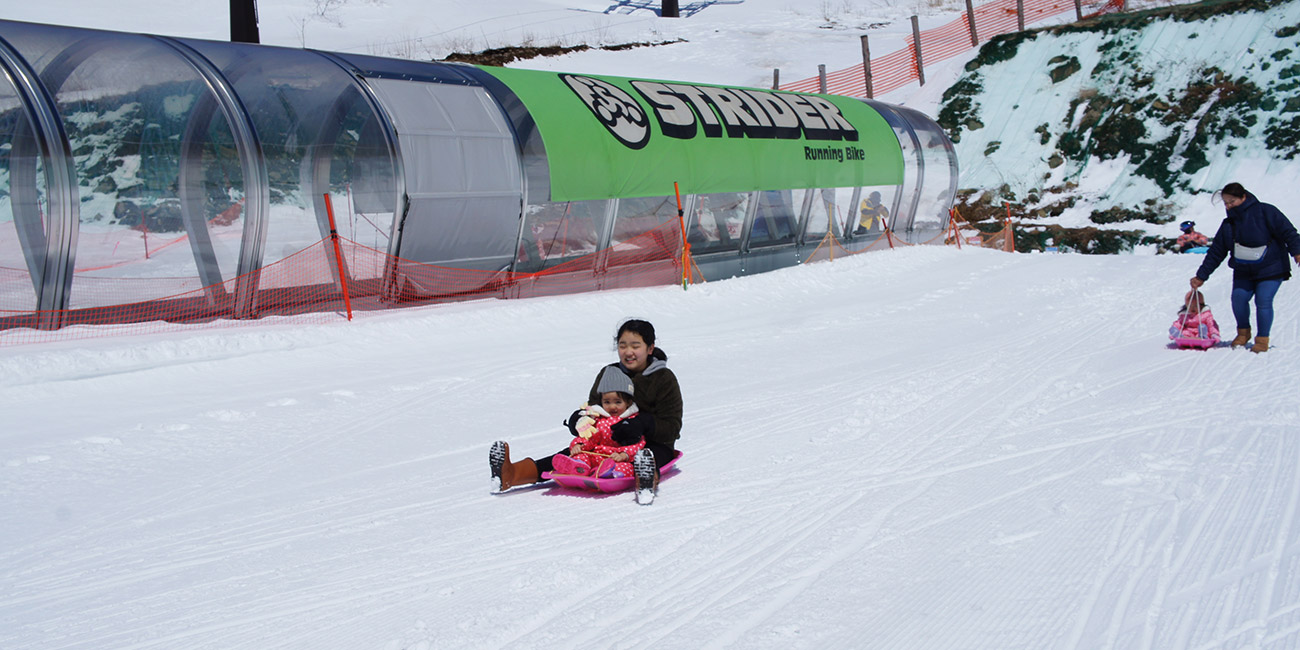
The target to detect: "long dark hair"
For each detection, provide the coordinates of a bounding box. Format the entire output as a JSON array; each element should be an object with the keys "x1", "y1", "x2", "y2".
[
  {"x1": 1221, "y1": 182, "x2": 1248, "y2": 199},
  {"x1": 616, "y1": 319, "x2": 656, "y2": 347}
]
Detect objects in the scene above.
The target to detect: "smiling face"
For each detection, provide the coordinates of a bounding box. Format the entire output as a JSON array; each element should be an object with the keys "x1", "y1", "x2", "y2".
[
  {"x1": 601, "y1": 391, "x2": 631, "y2": 418},
  {"x1": 618, "y1": 330, "x2": 653, "y2": 373}
]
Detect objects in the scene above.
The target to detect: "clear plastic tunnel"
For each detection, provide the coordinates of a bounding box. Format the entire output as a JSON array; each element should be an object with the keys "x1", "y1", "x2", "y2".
[{"x1": 0, "y1": 18, "x2": 957, "y2": 331}]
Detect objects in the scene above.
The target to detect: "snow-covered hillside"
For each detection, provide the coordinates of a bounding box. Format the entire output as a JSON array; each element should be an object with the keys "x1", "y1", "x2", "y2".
[
  {"x1": 939, "y1": 0, "x2": 1300, "y2": 252},
  {"x1": 4, "y1": 247, "x2": 1300, "y2": 649}
]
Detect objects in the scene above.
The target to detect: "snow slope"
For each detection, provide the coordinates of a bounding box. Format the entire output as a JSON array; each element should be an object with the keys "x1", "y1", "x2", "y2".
[
  {"x1": 1, "y1": 0, "x2": 970, "y2": 90},
  {"x1": 3, "y1": 246, "x2": 1300, "y2": 649},
  {"x1": 4, "y1": 1, "x2": 1300, "y2": 648}
]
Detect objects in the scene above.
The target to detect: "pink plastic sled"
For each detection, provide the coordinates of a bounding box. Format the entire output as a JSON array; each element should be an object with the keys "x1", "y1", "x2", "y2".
[
  {"x1": 1173, "y1": 337, "x2": 1218, "y2": 350},
  {"x1": 1171, "y1": 291, "x2": 1218, "y2": 350},
  {"x1": 543, "y1": 451, "x2": 682, "y2": 493}
]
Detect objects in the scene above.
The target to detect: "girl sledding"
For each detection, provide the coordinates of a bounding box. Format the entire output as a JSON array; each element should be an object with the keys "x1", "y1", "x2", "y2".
[
  {"x1": 551, "y1": 368, "x2": 650, "y2": 480},
  {"x1": 490, "y1": 318, "x2": 683, "y2": 504},
  {"x1": 1169, "y1": 289, "x2": 1220, "y2": 349}
]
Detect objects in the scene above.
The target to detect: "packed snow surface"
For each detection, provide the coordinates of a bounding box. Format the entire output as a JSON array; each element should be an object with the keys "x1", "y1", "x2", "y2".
[
  {"x1": 4, "y1": 1, "x2": 1300, "y2": 648},
  {"x1": 4, "y1": 246, "x2": 1300, "y2": 649}
]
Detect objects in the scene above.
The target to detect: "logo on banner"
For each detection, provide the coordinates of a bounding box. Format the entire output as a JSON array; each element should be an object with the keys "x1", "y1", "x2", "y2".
[
  {"x1": 560, "y1": 74, "x2": 651, "y2": 150},
  {"x1": 561, "y1": 74, "x2": 862, "y2": 152}
]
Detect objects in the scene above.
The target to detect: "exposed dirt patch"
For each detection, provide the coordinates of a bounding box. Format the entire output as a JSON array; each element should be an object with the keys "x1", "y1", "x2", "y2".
[{"x1": 441, "y1": 39, "x2": 684, "y2": 67}]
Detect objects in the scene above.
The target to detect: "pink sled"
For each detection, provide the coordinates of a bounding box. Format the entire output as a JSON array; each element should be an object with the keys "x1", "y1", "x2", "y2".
[
  {"x1": 1173, "y1": 336, "x2": 1218, "y2": 350},
  {"x1": 543, "y1": 450, "x2": 683, "y2": 493}
]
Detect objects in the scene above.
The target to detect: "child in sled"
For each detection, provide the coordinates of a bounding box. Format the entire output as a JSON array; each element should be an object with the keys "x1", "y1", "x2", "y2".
[
  {"x1": 551, "y1": 368, "x2": 652, "y2": 479},
  {"x1": 1169, "y1": 289, "x2": 1221, "y2": 342}
]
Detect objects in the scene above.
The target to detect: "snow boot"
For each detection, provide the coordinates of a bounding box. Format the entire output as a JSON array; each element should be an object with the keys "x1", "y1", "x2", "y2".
[
  {"x1": 552, "y1": 454, "x2": 591, "y2": 476},
  {"x1": 490, "y1": 441, "x2": 539, "y2": 493},
  {"x1": 1252, "y1": 336, "x2": 1269, "y2": 353},
  {"x1": 1231, "y1": 327, "x2": 1252, "y2": 348},
  {"x1": 593, "y1": 457, "x2": 618, "y2": 478},
  {"x1": 633, "y1": 448, "x2": 658, "y2": 505}
]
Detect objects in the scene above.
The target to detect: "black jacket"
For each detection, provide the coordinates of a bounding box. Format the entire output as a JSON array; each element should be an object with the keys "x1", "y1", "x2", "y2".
[{"x1": 1197, "y1": 196, "x2": 1300, "y2": 282}]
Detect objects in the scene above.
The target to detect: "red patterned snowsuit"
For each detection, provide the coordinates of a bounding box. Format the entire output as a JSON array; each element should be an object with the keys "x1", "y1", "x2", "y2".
[{"x1": 569, "y1": 409, "x2": 646, "y2": 478}]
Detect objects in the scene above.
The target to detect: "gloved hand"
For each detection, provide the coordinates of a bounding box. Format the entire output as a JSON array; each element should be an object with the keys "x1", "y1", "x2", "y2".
[
  {"x1": 609, "y1": 419, "x2": 638, "y2": 446},
  {"x1": 575, "y1": 414, "x2": 597, "y2": 439},
  {"x1": 565, "y1": 408, "x2": 585, "y2": 436},
  {"x1": 566, "y1": 404, "x2": 608, "y2": 439}
]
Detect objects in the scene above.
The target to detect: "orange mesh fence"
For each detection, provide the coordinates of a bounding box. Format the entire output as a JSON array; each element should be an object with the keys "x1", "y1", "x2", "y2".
[
  {"x1": 0, "y1": 219, "x2": 703, "y2": 346},
  {"x1": 0, "y1": 210, "x2": 1021, "y2": 346},
  {"x1": 801, "y1": 208, "x2": 1015, "y2": 257},
  {"x1": 782, "y1": 0, "x2": 1124, "y2": 97},
  {"x1": 948, "y1": 209, "x2": 1016, "y2": 251}
]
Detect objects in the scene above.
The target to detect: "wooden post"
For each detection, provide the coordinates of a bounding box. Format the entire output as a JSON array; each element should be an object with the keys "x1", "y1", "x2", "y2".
[
  {"x1": 818, "y1": 64, "x2": 827, "y2": 94},
  {"x1": 662, "y1": 0, "x2": 679, "y2": 18},
  {"x1": 772, "y1": 68, "x2": 780, "y2": 90},
  {"x1": 1017, "y1": 0, "x2": 1025, "y2": 31},
  {"x1": 965, "y1": 0, "x2": 978, "y2": 46},
  {"x1": 860, "y1": 35, "x2": 873, "y2": 99},
  {"x1": 1074, "y1": 0, "x2": 1083, "y2": 20},
  {"x1": 911, "y1": 16, "x2": 925, "y2": 86}
]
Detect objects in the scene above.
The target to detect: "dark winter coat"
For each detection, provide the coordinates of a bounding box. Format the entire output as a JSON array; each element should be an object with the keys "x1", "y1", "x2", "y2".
[
  {"x1": 1196, "y1": 196, "x2": 1300, "y2": 283},
  {"x1": 587, "y1": 347, "x2": 682, "y2": 451}
]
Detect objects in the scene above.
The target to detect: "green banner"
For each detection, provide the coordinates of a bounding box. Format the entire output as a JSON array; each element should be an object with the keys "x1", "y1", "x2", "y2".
[{"x1": 479, "y1": 66, "x2": 904, "y2": 203}]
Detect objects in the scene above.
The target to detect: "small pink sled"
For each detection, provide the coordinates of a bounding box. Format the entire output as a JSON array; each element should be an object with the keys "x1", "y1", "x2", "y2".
[
  {"x1": 543, "y1": 451, "x2": 682, "y2": 493},
  {"x1": 1173, "y1": 337, "x2": 1218, "y2": 350}
]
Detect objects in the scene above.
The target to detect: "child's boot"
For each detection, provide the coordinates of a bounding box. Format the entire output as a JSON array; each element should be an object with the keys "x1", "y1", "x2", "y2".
[
  {"x1": 1252, "y1": 336, "x2": 1269, "y2": 353},
  {"x1": 593, "y1": 458, "x2": 618, "y2": 478},
  {"x1": 552, "y1": 454, "x2": 590, "y2": 476},
  {"x1": 1231, "y1": 328, "x2": 1252, "y2": 348}
]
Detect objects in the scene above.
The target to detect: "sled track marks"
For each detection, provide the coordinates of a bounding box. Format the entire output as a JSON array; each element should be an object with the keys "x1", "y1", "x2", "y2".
[{"x1": 1056, "y1": 425, "x2": 1300, "y2": 650}]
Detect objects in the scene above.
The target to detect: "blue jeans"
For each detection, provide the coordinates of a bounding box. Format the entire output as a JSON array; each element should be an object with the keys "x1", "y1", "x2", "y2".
[{"x1": 1232, "y1": 277, "x2": 1283, "y2": 337}]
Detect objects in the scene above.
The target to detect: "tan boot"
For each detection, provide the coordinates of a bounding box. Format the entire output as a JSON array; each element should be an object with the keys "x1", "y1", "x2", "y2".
[
  {"x1": 490, "y1": 441, "x2": 539, "y2": 492},
  {"x1": 1231, "y1": 328, "x2": 1252, "y2": 348},
  {"x1": 1252, "y1": 336, "x2": 1269, "y2": 353}
]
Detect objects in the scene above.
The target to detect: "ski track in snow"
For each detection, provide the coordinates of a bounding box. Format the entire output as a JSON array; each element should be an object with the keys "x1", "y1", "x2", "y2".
[{"x1": 3, "y1": 248, "x2": 1300, "y2": 649}]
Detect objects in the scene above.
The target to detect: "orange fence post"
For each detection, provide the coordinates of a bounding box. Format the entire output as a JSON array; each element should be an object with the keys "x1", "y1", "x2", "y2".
[
  {"x1": 674, "y1": 182, "x2": 689, "y2": 290},
  {"x1": 1004, "y1": 203, "x2": 1015, "y2": 253},
  {"x1": 948, "y1": 210, "x2": 962, "y2": 249},
  {"x1": 323, "y1": 193, "x2": 354, "y2": 320}
]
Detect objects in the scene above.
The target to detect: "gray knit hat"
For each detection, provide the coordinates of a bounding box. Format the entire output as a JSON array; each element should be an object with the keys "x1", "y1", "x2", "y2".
[{"x1": 595, "y1": 367, "x2": 634, "y2": 397}]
